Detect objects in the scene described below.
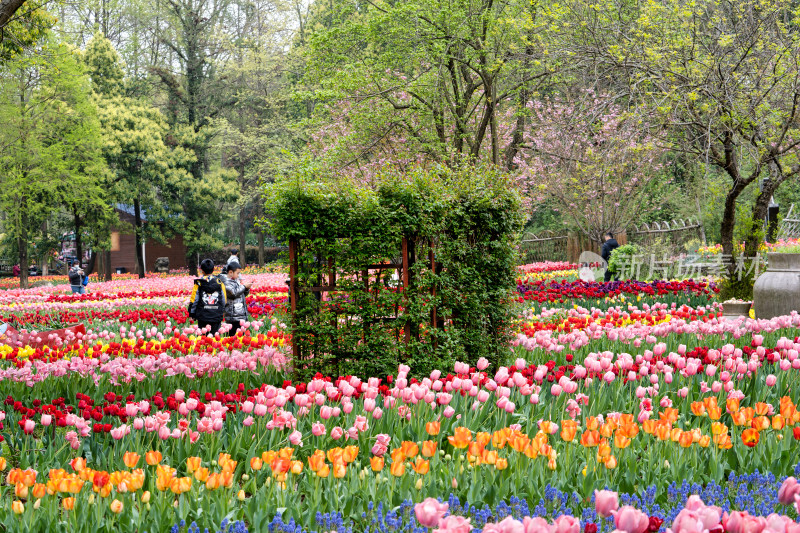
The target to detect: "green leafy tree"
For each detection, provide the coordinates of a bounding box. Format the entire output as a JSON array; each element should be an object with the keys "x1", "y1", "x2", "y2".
[
  {"x1": 85, "y1": 31, "x2": 195, "y2": 277},
  {"x1": 0, "y1": 35, "x2": 108, "y2": 288}
]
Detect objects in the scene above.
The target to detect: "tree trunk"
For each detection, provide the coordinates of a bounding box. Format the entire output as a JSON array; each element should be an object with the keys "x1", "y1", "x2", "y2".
[
  {"x1": 133, "y1": 198, "x2": 146, "y2": 278},
  {"x1": 0, "y1": 0, "x2": 26, "y2": 30},
  {"x1": 74, "y1": 211, "x2": 83, "y2": 267},
  {"x1": 186, "y1": 251, "x2": 198, "y2": 276},
  {"x1": 240, "y1": 204, "x2": 247, "y2": 267},
  {"x1": 18, "y1": 214, "x2": 28, "y2": 290},
  {"x1": 104, "y1": 250, "x2": 112, "y2": 281},
  {"x1": 743, "y1": 173, "x2": 784, "y2": 258},
  {"x1": 257, "y1": 202, "x2": 265, "y2": 266},
  {"x1": 86, "y1": 251, "x2": 97, "y2": 275},
  {"x1": 719, "y1": 188, "x2": 739, "y2": 277}
]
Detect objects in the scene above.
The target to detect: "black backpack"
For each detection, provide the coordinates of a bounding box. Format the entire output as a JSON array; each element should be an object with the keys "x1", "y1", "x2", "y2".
[{"x1": 190, "y1": 277, "x2": 225, "y2": 322}]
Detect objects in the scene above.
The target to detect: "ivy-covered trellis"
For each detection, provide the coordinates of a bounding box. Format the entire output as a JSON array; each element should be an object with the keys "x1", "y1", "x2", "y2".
[{"x1": 265, "y1": 165, "x2": 524, "y2": 380}]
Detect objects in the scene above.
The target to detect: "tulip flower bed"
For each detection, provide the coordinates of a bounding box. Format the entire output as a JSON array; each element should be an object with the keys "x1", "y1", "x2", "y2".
[{"x1": 1, "y1": 269, "x2": 799, "y2": 532}]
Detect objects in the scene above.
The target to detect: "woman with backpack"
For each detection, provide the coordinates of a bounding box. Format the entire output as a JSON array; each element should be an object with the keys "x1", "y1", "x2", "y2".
[{"x1": 223, "y1": 261, "x2": 252, "y2": 336}]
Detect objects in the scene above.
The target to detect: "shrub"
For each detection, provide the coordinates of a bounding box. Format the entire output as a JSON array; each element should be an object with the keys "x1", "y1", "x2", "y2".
[{"x1": 264, "y1": 163, "x2": 524, "y2": 380}]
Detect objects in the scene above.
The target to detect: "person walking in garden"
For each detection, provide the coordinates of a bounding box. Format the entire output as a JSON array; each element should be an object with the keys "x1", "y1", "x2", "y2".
[
  {"x1": 189, "y1": 259, "x2": 226, "y2": 335},
  {"x1": 601, "y1": 232, "x2": 620, "y2": 282},
  {"x1": 68, "y1": 264, "x2": 85, "y2": 294},
  {"x1": 223, "y1": 261, "x2": 252, "y2": 336},
  {"x1": 226, "y1": 248, "x2": 240, "y2": 267}
]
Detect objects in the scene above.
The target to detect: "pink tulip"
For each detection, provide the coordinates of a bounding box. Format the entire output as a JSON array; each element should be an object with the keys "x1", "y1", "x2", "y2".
[
  {"x1": 41, "y1": 414, "x2": 52, "y2": 426},
  {"x1": 23, "y1": 419, "x2": 35, "y2": 434},
  {"x1": 477, "y1": 357, "x2": 489, "y2": 371},
  {"x1": 766, "y1": 375, "x2": 777, "y2": 387},
  {"x1": 778, "y1": 477, "x2": 800, "y2": 505},
  {"x1": 551, "y1": 515, "x2": 580, "y2": 533},
  {"x1": 289, "y1": 430, "x2": 302, "y2": 446},
  {"x1": 613, "y1": 506, "x2": 649, "y2": 533},
  {"x1": 312, "y1": 422, "x2": 326, "y2": 437},
  {"x1": 243, "y1": 416, "x2": 254, "y2": 427},
  {"x1": 331, "y1": 426, "x2": 343, "y2": 440},
  {"x1": 595, "y1": 490, "x2": 619, "y2": 517},
  {"x1": 434, "y1": 515, "x2": 472, "y2": 533},
  {"x1": 414, "y1": 498, "x2": 449, "y2": 528},
  {"x1": 522, "y1": 517, "x2": 552, "y2": 533},
  {"x1": 373, "y1": 407, "x2": 383, "y2": 420}
]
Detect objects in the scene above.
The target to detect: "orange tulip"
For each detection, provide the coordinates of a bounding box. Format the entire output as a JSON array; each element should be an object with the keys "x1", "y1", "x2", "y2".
[
  {"x1": 752, "y1": 416, "x2": 770, "y2": 431},
  {"x1": 327, "y1": 448, "x2": 344, "y2": 464},
  {"x1": 468, "y1": 441, "x2": 485, "y2": 458},
  {"x1": 12, "y1": 500, "x2": 24, "y2": 514},
  {"x1": 411, "y1": 457, "x2": 430, "y2": 475},
  {"x1": 711, "y1": 422, "x2": 728, "y2": 435},
  {"x1": 390, "y1": 448, "x2": 406, "y2": 464},
  {"x1": 278, "y1": 447, "x2": 294, "y2": 460},
  {"x1": 741, "y1": 428, "x2": 759, "y2": 447},
  {"x1": 70, "y1": 458, "x2": 86, "y2": 472},
  {"x1": 193, "y1": 467, "x2": 210, "y2": 482},
  {"x1": 62, "y1": 497, "x2": 75, "y2": 510},
  {"x1": 670, "y1": 428, "x2": 683, "y2": 442},
  {"x1": 308, "y1": 451, "x2": 326, "y2": 472},
  {"x1": 290, "y1": 460, "x2": 303, "y2": 475},
  {"x1": 343, "y1": 445, "x2": 359, "y2": 463},
  {"x1": 110, "y1": 499, "x2": 124, "y2": 514},
  {"x1": 523, "y1": 442, "x2": 539, "y2": 459},
  {"x1": 614, "y1": 433, "x2": 631, "y2": 449},
  {"x1": 14, "y1": 482, "x2": 28, "y2": 499},
  {"x1": 0, "y1": 457, "x2": 5, "y2": 471},
  {"x1": 492, "y1": 430, "x2": 509, "y2": 449},
  {"x1": 755, "y1": 402, "x2": 770, "y2": 416},
  {"x1": 186, "y1": 457, "x2": 201, "y2": 474},
  {"x1": 690, "y1": 401, "x2": 706, "y2": 417},
  {"x1": 425, "y1": 421, "x2": 440, "y2": 436},
  {"x1": 721, "y1": 430, "x2": 740, "y2": 449},
  {"x1": 475, "y1": 432, "x2": 492, "y2": 447},
  {"x1": 580, "y1": 430, "x2": 601, "y2": 447},
  {"x1": 219, "y1": 471, "x2": 234, "y2": 488},
  {"x1": 123, "y1": 452, "x2": 140, "y2": 469},
  {"x1": 145, "y1": 451, "x2": 162, "y2": 466},
  {"x1": 772, "y1": 415, "x2": 786, "y2": 430},
  {"x1": 250, "y1": 457, "x2": 263, "y2": 471},
  {"x1": 655, "y1": 423, "x2": 671, "y2": 442},
  {"x1": 205, "y1": 473, "x2": 221, "y2": 490},
  {"x1": 642, "y1": 419, "x2": 657, "y2": 435},
  {"x1": 604, "y1": 455, "x2": 617, "y2": 469},
  {"x1": 261, "y1": 451, "x2": 277, "y2": 464},
  {"x1": 421, "y1": 440, "x2": 437, "y2": 458},
  {"x1": 495, "y1": 458, "x2": 509, "y2": 470},
  {"x1": 678, "y1": 431, "x2": 693, "y2": 448},
  {"x1": 32, "y1": 483, "x2": 46, "y2": 499},
  {"x1": 371, "y1": 456, "x2": 384, "y2": 471},
  {"x1": 560, "y1": 420, "x2": 578, "y2": 442},
  {"x1": 508, "y1": 432, "x2": 530, "y2": 452},
  {"x1": 482, "y1": 450, "x2": 498, "y2": 465},
  {"x1": 316, "y1": 464, "x2": 330, "y2": 478},
  {"x1": 390, "y1": 460, "x2": 406, "y2": 477},
  {"x1": 699, "y1": 435, "x2": 711, "y2": 448},
  {"x1": 332, "y1": 462, "x2": 346, "y2": 479},
  {"x1": 726, "y1": 398, "x2": 740, "y2": 413},
  {"x1": 448, "y1": 427, "x2": 472, "y2": 448},
  {"x1": 271, "y1": 458, "x2": 291, "y2": 475},
  {"x1": 400, "y1": 441, "x2": 419, "y2": 458}
]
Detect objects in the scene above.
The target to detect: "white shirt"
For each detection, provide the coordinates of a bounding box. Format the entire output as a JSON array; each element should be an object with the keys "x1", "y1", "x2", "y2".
[{"x1": 226, "y1": 255, "x2": 239, "y2": 265}]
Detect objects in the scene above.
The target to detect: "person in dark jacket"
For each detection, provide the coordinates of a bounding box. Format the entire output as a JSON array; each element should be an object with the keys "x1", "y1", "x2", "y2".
[
  {"x1": 223, "y1": 261, "x2": 252, "y2": 336},
  {"x1": 601, "y1": 232, "x2": 620, "y2": 282},
  {"x1": 68, "y1": 264, "x2": 85, "y2": 294},
  {"x1": 189, "y1": 259, "x2": 227, "y2": 335}
]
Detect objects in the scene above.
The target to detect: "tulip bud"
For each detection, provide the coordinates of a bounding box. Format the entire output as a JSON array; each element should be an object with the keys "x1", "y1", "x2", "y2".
[
  {"x1": 415, "y1": 478, "x2": 423, "y2": 490},
  {"x1": 451, "y1": 478, "x2": 457, "y2": 489},
  {"x1": 141, "y1": 491, "x2": 151, "y2": 503},
  {"x1": 237, "y1": 490, "x2": 246, "y2": 501}
]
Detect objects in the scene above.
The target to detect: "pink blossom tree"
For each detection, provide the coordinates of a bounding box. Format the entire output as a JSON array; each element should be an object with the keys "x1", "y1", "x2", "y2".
[{"x1": 515, "y1": 94, "x2": 667, "y2": 243}]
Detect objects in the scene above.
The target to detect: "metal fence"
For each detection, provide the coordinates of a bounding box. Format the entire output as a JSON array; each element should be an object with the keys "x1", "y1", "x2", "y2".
[
  {"x1": 778, "y1": 205, "x2": 800, "y2": 240},
  {"x1": 519, "y1": 217, "x2": 705, "y2": 263}
]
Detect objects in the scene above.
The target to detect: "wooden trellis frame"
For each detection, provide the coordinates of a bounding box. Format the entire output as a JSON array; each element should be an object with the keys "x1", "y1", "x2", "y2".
[{"x1": 288, "y1": 236, "x2": 441, "y2": 361}]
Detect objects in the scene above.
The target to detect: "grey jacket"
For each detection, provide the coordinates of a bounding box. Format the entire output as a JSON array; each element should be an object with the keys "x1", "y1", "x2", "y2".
[{"x1": 223, "y1": 277, "x2": 250, "y2": 323}]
